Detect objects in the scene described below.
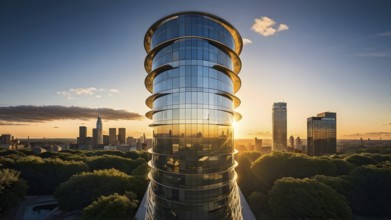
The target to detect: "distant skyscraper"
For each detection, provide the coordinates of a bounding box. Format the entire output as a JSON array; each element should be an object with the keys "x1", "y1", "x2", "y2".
[
  {"x1": 103, "y1": 135, "x2": 109, "y2": 145},
  {"x1": 143, "y1": 11, "x2": 243, "y2": 219},
  {"x1": 92, "y1": 128, "x2": 99, "y2": 148},
  {"x1": 255, "y1": 138, "x2": 263, "y2": 151},
  {"x1": 295, "y1": 136, "x2": 302, "y2": 150},
  {"x1": 78, "y1": 126, "x2": 87, "y2": 146},
  {"x1": 96, "y1": 114, "x2": 103, "y2": 144},
  {"x1": 127, "y1": 136, "x2": 134, "y2": 146},
  {"x1": 289, "y1": 135, "x2": 294, "y2": 148},
  {"x1": 79, "y1": 126, "x2": 87, "y2": 139},
  {"x1": 0, "y1": 134, "x2": 12, "y2": 145},
  {"x1": 307, "y1": 112, "x2": 337, "y2": 156},
  {"x1": 272, "y1": 102, "x2": 287, "y2": 151},
  {"x1": 109, "y1": 128, "x2": 117, "y2": 146},
  {"x1": 118, "y1": 128, "x2": 126, "y2": 144}
]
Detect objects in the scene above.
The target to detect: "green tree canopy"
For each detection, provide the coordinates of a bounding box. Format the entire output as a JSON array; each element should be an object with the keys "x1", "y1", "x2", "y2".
[
  {"x1": 0, "y1": 169, "x2": 28, "y2": 215},
  {"x1": 268, "y1": 177, "x2": 352, "y2": 219},
  {"x1": 86, "y1": 155, "x2": 146, "y2": 175},
  {"x1": 235, "y1": 151, "x2": 263, "y2": 196},
  {"x1": 8, "y1": 156, "x2": 88, "y2": 194},
  {"x1": 131, "y1": 162, "x2": 150, "y2": 177},
  {"x1": 251, "y1": 152, "x2": 337, "y2": 190},
  {"x1": 80, "y1": 193, "x2": 138, "y2": 220},
  {"x1": 345, "y1": 154, "x2": 376, "y2": 166},
  {"x1": 329, "y1": 159, "x2": 356, "y2": 175},
  {"x1": 349, "y1": 166, "x2": 391, "y2": 216},
  {"x1": 54, "y1": 168, "x2": 148, "y2": 211},
  {"x1": 248, "y1": 191, "x2": 268, "y2": 219},
  {"x1": 313, "y1": 175, "x2": 351, "y2": 196}
]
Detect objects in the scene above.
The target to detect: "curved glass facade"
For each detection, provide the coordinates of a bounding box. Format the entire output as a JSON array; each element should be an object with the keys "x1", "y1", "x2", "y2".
[{"x1": 144, "y1": 11, "x2": 243, "y2": 220}]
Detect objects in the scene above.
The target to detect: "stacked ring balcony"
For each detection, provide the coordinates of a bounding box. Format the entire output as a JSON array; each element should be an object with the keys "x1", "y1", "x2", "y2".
[{"x1": 144, "y1": 12, "x2": 243, "y2": 220}]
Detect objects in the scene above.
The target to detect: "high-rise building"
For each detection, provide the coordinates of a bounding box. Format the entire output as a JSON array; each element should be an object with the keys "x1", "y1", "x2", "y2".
[
  {"x1": 127, "y1": 136, "x2": 134, "y2": 146},
  {"x1": 109, "y1": 128, "x2": 117, "y2": 146},
  {"x1": 289, "y1": 135, "x2": 294, "y2": 148},
  {"x1": 0, "y1": 134, "x2": 12, "y2": 145},
  {"x1": 103, "y1": 135, "x2": 109, "y2": 145},
  {"x1": 272, "y1": 102, "x2": 287, "y2": 151},
  {"x1": 78, "y1": 126, "x2": 87, "y2": 146},
  {"x1": 79, "y1": 126, "x2": 87, "y2": 139},
  {"x1": 307, "y1": 112, "x2": 337, "y2": 156},
  {"x1": 92, "y1": 128, "x2": 99, "y2": 148},
  {"x1": 96, "y1": 114, "x2": 103, "y2": 145},
  {"x1": 295, "y1": 136, "x2": 302, "y2": 150},
  {"x1": 255, "y1": 138, "x2": 263, "y2": 151},
  {"x1": 143, "y1": 11, "x2": 243, "y2": 219},
  {"x1": 118, "y1": 128, "x2": 126, "y2": 144}
]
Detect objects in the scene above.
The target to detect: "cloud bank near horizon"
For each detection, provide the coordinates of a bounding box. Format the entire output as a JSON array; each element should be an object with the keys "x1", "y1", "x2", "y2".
[
  {"x1": 344, "y1": 132, "x2": 391, "y2": 137},
  {"x1": 0, "y1": 105, "x2": 143, "y2": 124}
]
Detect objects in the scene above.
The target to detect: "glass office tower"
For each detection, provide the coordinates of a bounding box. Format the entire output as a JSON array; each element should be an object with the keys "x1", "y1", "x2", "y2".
[
  {"x1": 272, "y1": 102, "x2": 287, "y2": 151},
  {"x1": 144, "y1": 12, "x2": 243, "y2": 219},
  {"x1": 307, "y1": 112, "x2": 337, "y2": 156}
]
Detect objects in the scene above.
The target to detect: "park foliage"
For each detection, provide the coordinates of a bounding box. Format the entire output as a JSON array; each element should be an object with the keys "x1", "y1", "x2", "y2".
[
  {"x1": 0, "y1": 149, "x2": 149, "y2": 218},
  {"x1": 1, "y1": 148, "x2": 391, "y2": 219},
  {"x1": 236, "y1": 150, "x2": 391, "y2": 219}
]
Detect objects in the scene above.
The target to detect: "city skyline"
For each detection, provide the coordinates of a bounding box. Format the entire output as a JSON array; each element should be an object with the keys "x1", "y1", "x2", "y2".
[{"x1": 1, "y1": 0, "x2": 391, "y2": 140}]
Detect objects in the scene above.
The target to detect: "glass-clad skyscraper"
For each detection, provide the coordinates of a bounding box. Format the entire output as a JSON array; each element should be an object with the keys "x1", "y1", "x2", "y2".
[
  {"x1": 307, "y1": 112, "x2": 337, "y2": 156},
  {"x1": 144, "y1": 11, "x2": 243, "y2": 219},
  {"x1": 272, "y1": 102, "x2": 287, "y2": 151}
]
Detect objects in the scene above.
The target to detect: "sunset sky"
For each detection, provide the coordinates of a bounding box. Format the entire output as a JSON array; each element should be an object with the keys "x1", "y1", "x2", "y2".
[{"x1": 1, "y1": 0, "x2": 390, "y2": 140}]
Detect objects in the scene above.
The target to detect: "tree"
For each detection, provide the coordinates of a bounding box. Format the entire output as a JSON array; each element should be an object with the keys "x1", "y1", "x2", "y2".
[
  {"x1": 80, "y1": 193, "x2": 138, "y2": 220},
  {"x1": 37, "y1": 151, "x2": 59, "y2": 159},
  {"x1": 0, "y1": 169, "x2": 28, "y2": 215},
  {"x1": 345, "y1": 154, "x2": 376, "y2": 166},
  {"x1": 89, "y1": 150, "x2": 126, "y2": 158},
  {"x1": 9, "y1": 156, "x2": 89, "y2": 194},
  {"x1": 329, "y1": 159, "x2": 356, "y2": 175},
  {"x1": 248, "y1": 191, "x2": 269, "y2": 219},
  {"x1": 57, "y1": 152, "x2": 88, "y2": 162},
  {"x1": 131, "y1": 162, "x2": 150, "y2": 177},
  {"x1": 313, "y1": 175, "x2": 351, "y2": 196},
  {"x1": 251, "y1": 152, "x2": 337, "y2": 191},
  {"x1": 54, "y1": 169, "x2": 148, "y2": 211},
  {"x1": 0, "y1": 150, "x2": 25, "y2": 157},
  {"x1": 268, "y1": 177, "x2": 352, "y2": 219},
  {"x1": 235, "y1": 151, "x2": 263, "y2": 196},
  {"x1": 86, "y1": 155, "x2": 146, "y2": 175},
  {"x1": 125, "y1": 151, "x2": 142, "y2": 160},
  {"x1": 348, "y1": 166, "x2": 391, "y2": 216}
]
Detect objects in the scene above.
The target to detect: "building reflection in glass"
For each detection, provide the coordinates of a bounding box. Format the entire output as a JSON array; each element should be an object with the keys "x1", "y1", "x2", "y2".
[
  {"x1": 307, "y1": 112, "x2": 337, "y2": 156},
  {"x1": 144, "y1": 12, "x2": 243, "y2": 219}
]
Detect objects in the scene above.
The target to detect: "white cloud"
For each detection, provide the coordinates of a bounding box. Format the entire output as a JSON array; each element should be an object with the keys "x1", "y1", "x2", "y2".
[
  {"x1": 251, "y1": 16, "x2": 289, "y2": 37},
  {"x1": 278, "y1": 24, "x2": 289, "y2": 31},
  {"x1": 57, "y1": 87, "x2": 121, "y2": 99},
  {"x1": 69, "y1": 87, "x2": 97, "y2": 95},
  {"x1": 56, "y1": 91, "x2": 74, "y2": 99},
  {"x1": 108, "y1": 89, "x2": 120, "y2": 94},
  {"x1": 243, "y1": 38, "x2": 253, "y2": 45}
]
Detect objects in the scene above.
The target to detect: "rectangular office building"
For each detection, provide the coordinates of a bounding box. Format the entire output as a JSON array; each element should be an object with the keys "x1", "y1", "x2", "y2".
[
  {"x1": 272, "y1": 102, "x2": 287, "y2": 151},
  {"x1": 307, "y1": 112, "x2": 336, "y2": 156}
]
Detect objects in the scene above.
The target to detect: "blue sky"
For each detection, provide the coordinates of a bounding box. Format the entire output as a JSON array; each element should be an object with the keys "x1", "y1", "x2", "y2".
[{"x1": 0, "y1": 0, "x2": 390, "y2": 139}]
